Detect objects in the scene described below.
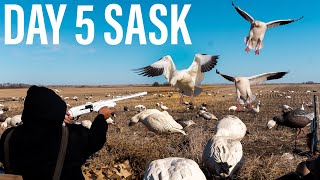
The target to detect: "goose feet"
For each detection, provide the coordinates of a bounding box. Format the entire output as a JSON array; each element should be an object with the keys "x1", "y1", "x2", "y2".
[
  {"x1": 246, "y1": 104, "x2": 253, "y2": 109},
  {"x1": 255, "y1": 50, "x2": 260, "y2": 55},
  {"x1": 236, "y1": 105, "x2": 242, "y2": 111},
  {"x1": 245, "y1": 47, "x2": 250, "y2": 52}
]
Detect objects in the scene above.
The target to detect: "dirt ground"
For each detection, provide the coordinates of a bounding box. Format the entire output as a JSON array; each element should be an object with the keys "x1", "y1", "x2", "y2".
[{"x1": 0, "y1": 84, "x2": 319, "y2": 179}]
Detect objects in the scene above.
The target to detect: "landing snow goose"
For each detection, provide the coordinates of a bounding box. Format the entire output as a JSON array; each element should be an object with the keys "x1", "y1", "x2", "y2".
[
  {"x1": 232, "y1": 1, "x2": 303, "y2": 55},
  {"x1": 216, "y1": 70, "x2": 288, "y2": 110},
  {"x1": 215, "y1": 115, "x2": 247, "y2": 141},
  {"x1": 142, "y1": 111, "x2": 186, "y2": 135},
  {"x1": 202, "y1": 136, "x2": 244, "y2": 178},
  {"x1": 143, "y1": 157, "x2": 206, "y2": 180},
  {"x1": 134, "y1": 54, "x2": 219, "y2": 103}
]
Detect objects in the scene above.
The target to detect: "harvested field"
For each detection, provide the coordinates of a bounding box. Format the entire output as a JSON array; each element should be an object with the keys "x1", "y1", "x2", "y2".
[{"x1": 0, "y1": 84, "x2": 319, "y2": 179}]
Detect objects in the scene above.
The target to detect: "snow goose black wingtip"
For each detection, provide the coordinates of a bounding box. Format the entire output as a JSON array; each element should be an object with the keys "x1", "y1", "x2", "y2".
[
  {"x1": 267, "y1": 16, "x2": 304, "y2": 29},
  {"x1": 134, "y1": 66, "x2": 164, "y2": 77},
  {"x1": 231, "y1": 1, "x2": 254, "y2": 23},
  {"x1": 199, "y1": 55, "x2": 219, "y2": 73},
  {"x1": 215, "y1": 70, "x2": 236, "y2": 82},
  {"x1": 266, "y1": 72, "x2": 288, "y2": 81}
]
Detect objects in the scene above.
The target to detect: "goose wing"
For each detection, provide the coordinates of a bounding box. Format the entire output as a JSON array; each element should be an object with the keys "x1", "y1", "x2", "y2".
[
  {"x1": 232, "y1": 1, "x2": 254, "y2": 23},
  {"x1": 266, "y1": 16, "x2": 304, "y2": 29},
  {"x1": 248, "y1": 72, "x2": 288, "y2": 85},
  {"x1": 134, "y1": 56, "x2": 176, "y2": 82},
  {"x1": 216, "y1": 69, "x2": 236, "y2": 82},
  {"x1": 188, "y1": 54, "x2": 219, "y2": 86}
]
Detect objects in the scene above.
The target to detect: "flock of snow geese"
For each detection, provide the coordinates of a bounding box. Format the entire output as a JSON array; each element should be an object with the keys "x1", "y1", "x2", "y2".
[
  {"x1": 0, "y1": 1, "x2": 310, "y2": 179},
  {"x1": 135, "y1": 1, "x2": 306, "y2": 179}
]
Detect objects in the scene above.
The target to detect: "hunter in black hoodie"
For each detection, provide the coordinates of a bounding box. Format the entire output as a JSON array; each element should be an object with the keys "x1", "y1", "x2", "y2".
[{"x1": 0, "y1": 86, "x2": 110, "y2": 180}]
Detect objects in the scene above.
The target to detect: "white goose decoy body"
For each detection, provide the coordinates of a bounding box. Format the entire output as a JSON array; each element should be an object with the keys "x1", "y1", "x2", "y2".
[
  {"x1": 142, "y1": 111, "x2": 186, "y2": 135},
  {"x1": 202, "y1": 136, "x2": 244, "y2": 178},
  {"x1": 143, "y1": 157, "x2": 206, "y2": 180},
  {"x1": 215, "y1": 115, "x2": 247, "y2": 141}
]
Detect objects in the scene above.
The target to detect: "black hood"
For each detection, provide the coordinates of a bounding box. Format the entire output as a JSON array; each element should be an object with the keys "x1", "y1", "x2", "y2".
[{"x1": 22, "y1": 85, "x2": 66, "y2": 127}]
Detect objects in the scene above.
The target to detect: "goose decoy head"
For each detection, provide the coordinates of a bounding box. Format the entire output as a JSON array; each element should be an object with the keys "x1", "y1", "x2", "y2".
[{"x1": 218, "y1": 162, "x2": 232, "y2": 177}]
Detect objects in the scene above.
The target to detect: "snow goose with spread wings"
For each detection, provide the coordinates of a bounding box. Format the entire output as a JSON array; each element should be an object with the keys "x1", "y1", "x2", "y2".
[
  {"x1": 134, "y1": 54, "x2": 219, "y2": 103},
  {"x1": 232, "y1": 1, "x2": 303, "y2": 55},
  {"x1": 216, "y1": 70, "x2": 288, "y2": 110}
]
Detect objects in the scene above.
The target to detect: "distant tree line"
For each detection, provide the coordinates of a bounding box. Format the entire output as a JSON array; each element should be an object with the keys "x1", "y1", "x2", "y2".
[
  {"x1": 0, "y1": 83, "x2": 31, "y2": 89},
  {"x1": 303, "y1": 81, "x2": 318, "y2": 84},
  {"x1": 152, "y1": 82, "x2": 171, "y2": 87}
]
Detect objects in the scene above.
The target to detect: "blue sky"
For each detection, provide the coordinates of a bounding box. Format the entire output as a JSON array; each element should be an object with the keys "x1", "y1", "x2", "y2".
[{"x1": 0, "y1": 0, "x2": 318, "y2": 85}]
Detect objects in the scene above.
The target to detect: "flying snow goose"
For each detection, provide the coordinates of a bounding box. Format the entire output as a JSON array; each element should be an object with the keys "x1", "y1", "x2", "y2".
[
  {"x1": 232, "y1": 1, "x2": 303, "y2": 55},
  {"x1": 202, "y1": 136, "x2": 244, "y2": 178},
  {"x1": 143, "y1": 157, "x2": 206, "y2": 180},
  {"x1": 216, "y1": 70, "x2": 288, "y2": 110},
  {"x1": 134, "y1": 54, "x2": 219, "y2": 103}
]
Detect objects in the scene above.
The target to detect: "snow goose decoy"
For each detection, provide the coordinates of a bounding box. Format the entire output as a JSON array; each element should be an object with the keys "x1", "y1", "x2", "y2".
[
  {"x1": 175, "y1": 118, "x2": 196, "y2": 128},
  {"x1": 198, "y1": 110, "x2": 218, "y2": 120},
  {"x1": 216, "y1": 70, "x2": 288, "y2": 110},
  {"x1": 134, "y1": 54, "x2": 219, "y2": 103},
  {"x1": 202, "y1": 136, "x2": 244, "y2": 178},
  {"x1": 143, "y1": 157, "x2": 206, "y2": 180},
  {"x1": 228, "y1": 106, "x2": 237, "y2": 111},
  {"x1": 160, "y1": 102, "x2": 169, "y2": 111},
  {"x1": 232, "y1": 1, "x2": 303, "y2": 55},
  {"x1": 129, "y1": 109, "x2": 161, "y2": 125},
  {"x1": 1, "y1": 115, "x2": 23, "y2": 128},
  {"x1": 215, "y1": 115, "x2": 247, "y2": 141},
  {"x1": 142, "y1": 111, "x2": 187, "y2": 135}
]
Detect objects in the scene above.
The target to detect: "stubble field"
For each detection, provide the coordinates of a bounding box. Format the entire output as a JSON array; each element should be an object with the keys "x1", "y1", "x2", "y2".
[{"x1": 0, "y1": 84, "x2": 319, "y2": 179}]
